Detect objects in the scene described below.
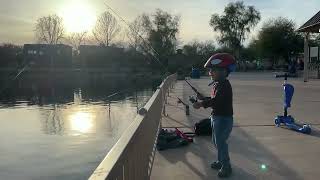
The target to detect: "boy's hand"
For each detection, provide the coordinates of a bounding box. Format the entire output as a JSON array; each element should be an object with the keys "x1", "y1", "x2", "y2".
[{"x1": 193, "y1": 102, "x2": 202, "y2": 109}]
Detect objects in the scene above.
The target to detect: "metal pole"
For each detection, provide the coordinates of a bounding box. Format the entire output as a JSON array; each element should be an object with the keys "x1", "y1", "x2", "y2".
[
  {"x1": 108, "y1": 101, "x2": 111, "y2": 118},
  {"x1": 304, "y1": 33, "x2": 310, "y2": 82},
  {"x1": 135, "y1": 89, "x2": 138, "y2": 113},
  {"x1": 162, "y1": 89, "x2": 166, "y2": 116}
]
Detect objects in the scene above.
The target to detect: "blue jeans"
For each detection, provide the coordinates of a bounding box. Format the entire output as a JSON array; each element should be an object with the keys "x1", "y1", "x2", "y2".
[{"x1": 211, "y1": 116, "x2": 233, "y2": 166}]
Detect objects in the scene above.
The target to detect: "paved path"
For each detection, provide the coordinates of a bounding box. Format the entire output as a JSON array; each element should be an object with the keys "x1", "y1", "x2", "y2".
[{"x1": 151, "y1": 72, "x2": 320, "y2": 180}]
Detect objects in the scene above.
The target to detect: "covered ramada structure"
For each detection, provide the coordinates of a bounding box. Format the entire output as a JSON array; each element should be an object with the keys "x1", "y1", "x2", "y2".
[{"x1": 297, "y1": 10, "x2": 320, "y2": 82}]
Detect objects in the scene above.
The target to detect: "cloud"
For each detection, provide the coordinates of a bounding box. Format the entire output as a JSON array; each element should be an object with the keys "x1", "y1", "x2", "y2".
[{"x1": 0, "y1": 14, "x2": 34, "y2": 44}]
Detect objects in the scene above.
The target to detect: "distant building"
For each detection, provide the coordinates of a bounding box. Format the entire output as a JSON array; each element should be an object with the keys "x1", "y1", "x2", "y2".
[
  {"x1": 23, "y1": 44, "x2": 72, "y2": 68},
  {"x1": 297, "y1": 10, "x2": 320, "y2": 81},
  {"x1": 79, "y1": 45, "x2": 124, "y2": 68},
  {"x1": 309, "y1": 46, "x2": 319, "y2": 63}
]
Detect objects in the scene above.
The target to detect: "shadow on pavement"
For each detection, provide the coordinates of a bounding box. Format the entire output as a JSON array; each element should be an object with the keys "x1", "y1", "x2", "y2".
[
  {"x1": 157, "y1": 135, "x2": 256, "y2": 180},
  {"x1": 156, "y1": 125, "x2": 304, "y2": 180},
  {"x1": 229, "y1": 127, "x2": 304, "y2": 180}
]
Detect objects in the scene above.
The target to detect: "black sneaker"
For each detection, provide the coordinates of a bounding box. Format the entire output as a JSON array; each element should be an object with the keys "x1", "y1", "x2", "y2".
[
  {"x1": 218, "y1": 165, "x2": 232, "y2": 178},
  {"x1": 210, "y1": 161, "x2": 222, "y2": 170}
]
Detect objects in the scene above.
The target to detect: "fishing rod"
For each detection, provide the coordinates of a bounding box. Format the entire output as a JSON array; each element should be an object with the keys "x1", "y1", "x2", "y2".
[
  {"x1": 176, "y1": 97, "x2": 190, "y2": 115},
  {"x1": 184, "y1": 79, "x2": 207, "y2": 101},
  {"x1": 184, "y1": 79, "x2": 213, "y2": 105},
  {"x1": 176, "y1": 97, "x2": 188, "y2": 106},
  {"x1": 185, "y1": 80, "x2": 201, "y2": 96}
]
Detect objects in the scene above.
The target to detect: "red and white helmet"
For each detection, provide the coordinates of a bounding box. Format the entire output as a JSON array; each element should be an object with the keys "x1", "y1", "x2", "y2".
[{"x1": 204, "y1": 53, "x2": 236, "y2": 69}]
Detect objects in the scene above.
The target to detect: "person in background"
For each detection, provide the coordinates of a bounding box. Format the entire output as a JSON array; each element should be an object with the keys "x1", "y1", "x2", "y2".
[
  {"x1": 298, "y1": 58, "x2": 304, "y2": 70},
  {"x1": 288, "y1": 59, "x2": 297, "y2": 75}
]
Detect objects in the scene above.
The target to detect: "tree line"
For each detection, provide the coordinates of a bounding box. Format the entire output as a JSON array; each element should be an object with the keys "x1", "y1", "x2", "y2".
[{"x1": 1, "y1": 1, "x2": 320, "y2": 71}]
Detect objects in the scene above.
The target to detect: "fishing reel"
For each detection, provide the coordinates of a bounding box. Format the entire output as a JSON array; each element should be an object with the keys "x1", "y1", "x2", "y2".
[
  {"x1": 189, "y1": 95, "x2": 198, "y2": 104},
  {"x1": 189, "y1": 92, "x2": 207, "y2": 104}
]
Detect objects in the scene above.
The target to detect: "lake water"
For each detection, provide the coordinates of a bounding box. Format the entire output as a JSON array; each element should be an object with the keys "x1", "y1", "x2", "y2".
[{"x1": 0, "y1": 77, "x2": 158, "y2": 180}]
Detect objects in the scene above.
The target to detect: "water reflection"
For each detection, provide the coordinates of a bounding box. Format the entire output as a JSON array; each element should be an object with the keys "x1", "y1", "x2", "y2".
[
  {"x1": 38, "y1": 90, "x2": 142, "y2": 136},
  {"x1": 0, "y1": 75, "x2": 159, "y2": 180},
  {"x1": 69, "y1": 111, "x2": 93, "y2": 133},
  {"x1": 41, "y1": 105, "x2": 64, "y2": 135}
]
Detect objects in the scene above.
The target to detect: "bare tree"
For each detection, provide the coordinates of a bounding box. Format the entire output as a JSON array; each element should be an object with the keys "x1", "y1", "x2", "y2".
[
  {"x1": 35, "y1": 14, "x2": 65, "y2": 44},
  {"x1": 66, "y1": 32, "x2": 88, "y2": 50},
  {"x1": 92, "y1": 11, "x2": 121, "y2": 46},
  {"x1": 126, "y1": 15, "x2": 148, "y2": 51}
]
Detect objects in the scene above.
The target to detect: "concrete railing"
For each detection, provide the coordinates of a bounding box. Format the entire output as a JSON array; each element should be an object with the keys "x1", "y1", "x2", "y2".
[{"x1": 89, "y1": 73, "x2": 177, "y2": 180}]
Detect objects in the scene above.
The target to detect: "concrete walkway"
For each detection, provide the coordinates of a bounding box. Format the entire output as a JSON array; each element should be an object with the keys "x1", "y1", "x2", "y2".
[{"x1": 151, "y1": 72, "x2": 320, "y2": 180}]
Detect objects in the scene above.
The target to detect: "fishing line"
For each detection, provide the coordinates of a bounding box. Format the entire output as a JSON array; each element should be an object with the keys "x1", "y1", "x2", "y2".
[
  {"x1": 105, "y1": 88, "x2": 133, "y2": 100},
  {"x1": 104, "y1": 2, "x2": 169, "y2": 74},
  {"x1": 0, "y1": 62, "x2": 31, "y2": 96},
  {"x1": 99, "y1": 2, "x2": 175, "y2": 105}
]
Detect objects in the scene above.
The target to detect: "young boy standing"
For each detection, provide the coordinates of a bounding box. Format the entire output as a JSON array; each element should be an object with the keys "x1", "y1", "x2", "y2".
[{"x1": 193, "y1": 53, "x2": 236, "y2": 178}]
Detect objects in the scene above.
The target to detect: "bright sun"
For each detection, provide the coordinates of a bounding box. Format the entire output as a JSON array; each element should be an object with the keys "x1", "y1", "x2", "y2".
[{"x1": 59, "y1": 1, "x2": 96, "y2": 33}]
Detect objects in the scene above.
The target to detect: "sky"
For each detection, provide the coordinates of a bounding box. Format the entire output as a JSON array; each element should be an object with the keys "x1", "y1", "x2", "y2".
[{"x1": 0, "y1": 0, "x2": 320, "y2": 45}]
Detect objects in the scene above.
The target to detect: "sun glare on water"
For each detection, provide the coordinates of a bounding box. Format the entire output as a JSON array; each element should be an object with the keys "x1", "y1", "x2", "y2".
[
  {"x1": 69, "y1": 111, "x2": 93, "y2": 133},
  {"x1": 59, "y1": 1, "x2": 97, "y2": 33}
]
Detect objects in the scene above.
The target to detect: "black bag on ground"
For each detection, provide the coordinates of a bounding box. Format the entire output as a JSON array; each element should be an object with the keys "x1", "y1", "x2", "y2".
[
  {"x1": 194, "y1": 118, "x2": 212, "y2": 136},
  {"x1": 156, "y1": 129, "x2": 189, "y2": 151}
]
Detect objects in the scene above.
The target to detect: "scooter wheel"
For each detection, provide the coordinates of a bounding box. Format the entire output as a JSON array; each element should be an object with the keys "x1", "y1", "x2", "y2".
[
  {"x1": 275, "y1": 118, "x2": 280, "y2": 127},
  {"x1": 303, "y1": 125, "x2": 312, "y2": 134}
]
